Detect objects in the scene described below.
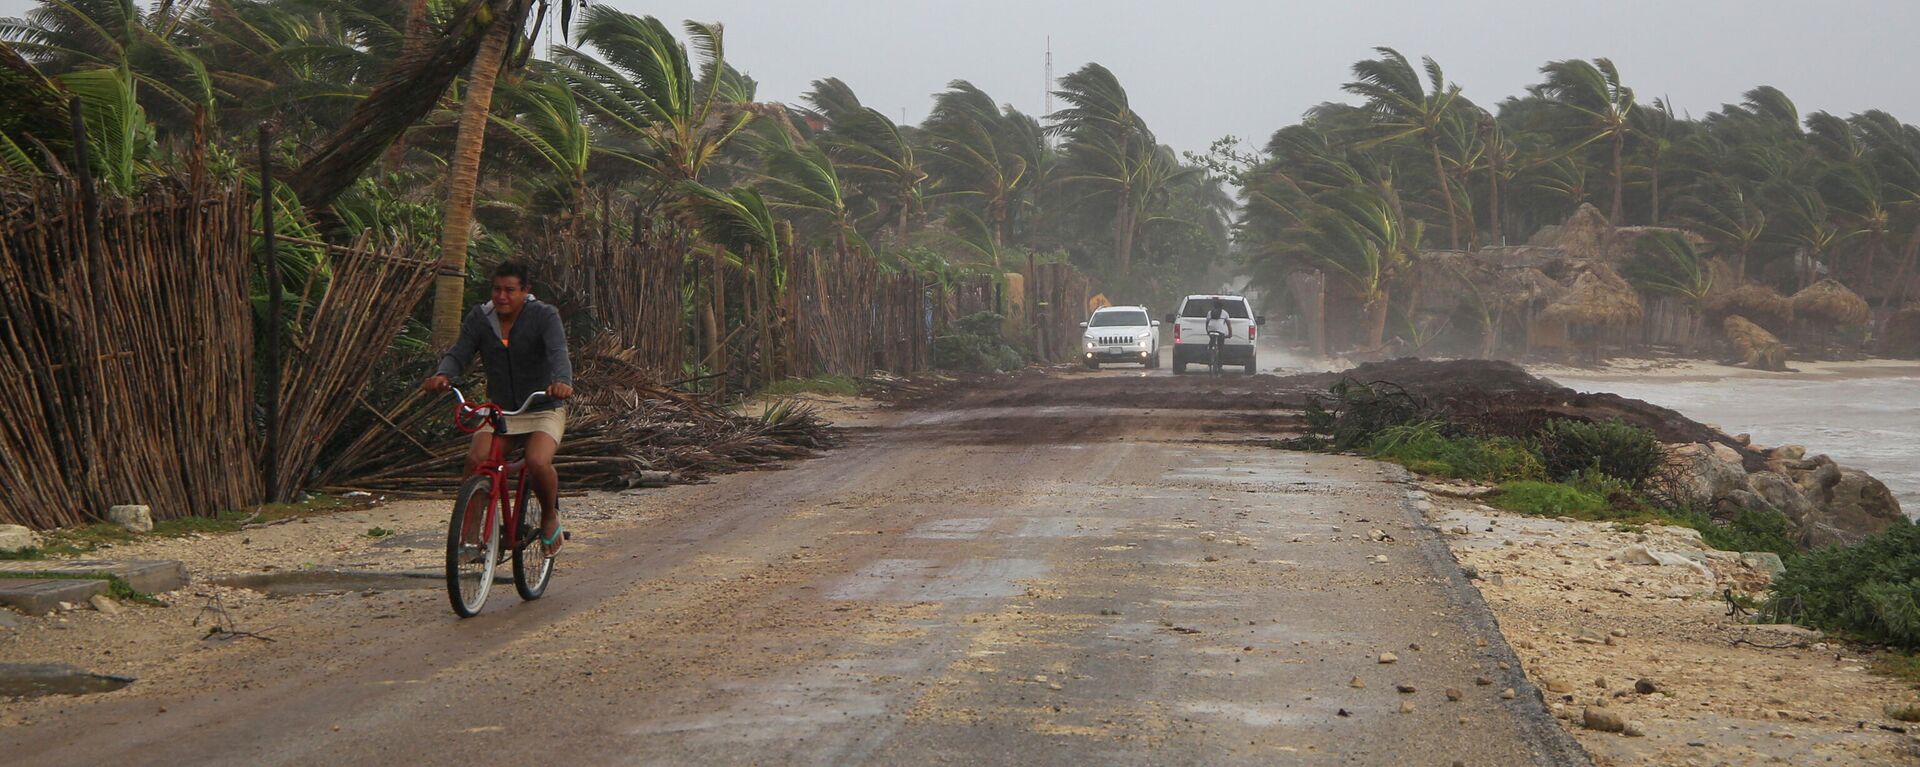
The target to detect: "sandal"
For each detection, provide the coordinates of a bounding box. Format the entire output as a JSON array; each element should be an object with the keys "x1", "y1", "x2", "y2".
[{"x1": 540, "y1": 524, "x2": 567, "y2": 559}]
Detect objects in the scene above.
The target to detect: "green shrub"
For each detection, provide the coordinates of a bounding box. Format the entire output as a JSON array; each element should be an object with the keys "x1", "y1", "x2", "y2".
[
  {"x1": 1768, "y1": 522, "x2": 1920, "y2": 649},
  {"x1": 1365, "y1": 421, "x2": 1543, "y2": 483},
  {"x1": 1667, "y1": 506, "x2": 1798, "y2": 558},
  {"x1": 1534, "y1": 419, "x2": 1665, "y2": 490},
  {"x1": 1490, "y1": 481, "x2": 1612, "y2": 518},
  {"x1": 1305, "y1": 378, "x2": 1428, "y2": 451},
  {"x1": 933, "y1": 312, "x2": 1025, "y2": 372}
]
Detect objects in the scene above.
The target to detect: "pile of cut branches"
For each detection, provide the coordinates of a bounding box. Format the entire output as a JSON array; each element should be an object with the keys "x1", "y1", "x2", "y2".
[{"x1": 320, "y1": 336, "x2": 836, "y2": 495}]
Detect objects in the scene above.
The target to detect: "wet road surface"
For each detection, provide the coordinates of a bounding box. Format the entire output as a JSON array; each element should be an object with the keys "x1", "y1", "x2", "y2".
[{"x1": 1, "y1": 381, "x2": 1586, "y2": 766}]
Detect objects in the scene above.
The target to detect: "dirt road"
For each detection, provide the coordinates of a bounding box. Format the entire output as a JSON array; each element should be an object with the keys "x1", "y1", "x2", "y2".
[{"x1": 2, "y1": 376, "x2": 1585, "y2": 765}]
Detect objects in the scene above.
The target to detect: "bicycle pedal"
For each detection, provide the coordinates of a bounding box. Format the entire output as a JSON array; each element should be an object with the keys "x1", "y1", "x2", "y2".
[{"x1": 562, "y1": 531, "x2": 571, "y2": 541}]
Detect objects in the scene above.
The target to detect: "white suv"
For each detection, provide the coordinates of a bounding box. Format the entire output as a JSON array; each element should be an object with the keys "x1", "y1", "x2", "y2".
[
  {"x1": 1080, "y1": 306, "x2": 1160, "y2": 369},
  {"x1": 1167, "y1": 294, "x2": 1261, "y2": 374}
]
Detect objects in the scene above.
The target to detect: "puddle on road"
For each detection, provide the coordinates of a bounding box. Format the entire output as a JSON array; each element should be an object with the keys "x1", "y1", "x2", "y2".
[
  {"x1": 0, "y1": 663, "x2": 133, "y2": 699},
  {"x1": 210, "y1": 570, "x2": 499, "y2": 596}
]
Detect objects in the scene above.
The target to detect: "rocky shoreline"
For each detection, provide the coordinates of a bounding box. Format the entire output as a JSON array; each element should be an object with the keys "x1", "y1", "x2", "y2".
[{"x1": 1420, "y1": 479, "x2": 1920, "y2": 765}]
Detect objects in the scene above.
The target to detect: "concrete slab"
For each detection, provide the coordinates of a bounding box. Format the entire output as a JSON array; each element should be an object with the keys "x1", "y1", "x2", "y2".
[
  {"x1": 0, "y1": 579, "x2": 109, "y2": 616},
  {"x1": 0, "y1": 560, "x2": 189, "y2": 594}
]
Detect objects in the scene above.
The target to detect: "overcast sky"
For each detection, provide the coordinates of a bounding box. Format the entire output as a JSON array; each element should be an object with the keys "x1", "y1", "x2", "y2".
[{"x1": 5, "y1": 0, "x2": 1917, "y2": 156}]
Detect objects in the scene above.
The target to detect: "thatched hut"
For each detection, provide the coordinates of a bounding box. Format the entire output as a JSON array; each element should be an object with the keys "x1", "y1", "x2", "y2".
[
  {"x1": 1542, "y1": 265, "x2": 1644, "y2": 329},
  {"x1": 1790, "y1": 278, "x2": 1871, "y2": 327},
  {"x1": 1881, "y1": 304, "x2": 1920, "y2": 359},
  {"x1": 1725, "y1": 315, "x2": 1788, "y2": 371},
  {"x1": 1706, "y1": 283, "x2": 1794, "y2": 333},
  {"x1": 1540, "y1": 265, "x2": 1643, "y2": 361},
  {"x1": 1554, "y1": 203, "x2": 1614, "y2": 262}
]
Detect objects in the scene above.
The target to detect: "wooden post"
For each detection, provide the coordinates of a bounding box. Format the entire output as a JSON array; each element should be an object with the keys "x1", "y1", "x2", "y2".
[{"x1": 260, "y1": 123, "x2": 284, "y2": 501}]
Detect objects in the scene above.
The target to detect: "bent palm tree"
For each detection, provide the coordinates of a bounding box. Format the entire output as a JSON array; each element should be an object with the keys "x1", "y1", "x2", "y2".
[
  {"x1": 1534, "y1": 58, "x2": 1635, "y2": 223},
  {"x1": 1343, "y1": 47, "x2": 1465, "y2": 249}
]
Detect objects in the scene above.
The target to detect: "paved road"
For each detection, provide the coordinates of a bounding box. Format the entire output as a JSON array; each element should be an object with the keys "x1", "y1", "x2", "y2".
[{"x1": 2, "y1": 381, "x2": 1585, "y2": 766}]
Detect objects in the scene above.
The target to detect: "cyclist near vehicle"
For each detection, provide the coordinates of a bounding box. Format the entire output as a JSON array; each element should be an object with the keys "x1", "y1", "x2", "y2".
[
  {"x1": 423, "y1": 261, "x2": 574, "y2": 557},
  {"x1": 1204, "y1": 297, "x2": 1232, "y2": 375}
]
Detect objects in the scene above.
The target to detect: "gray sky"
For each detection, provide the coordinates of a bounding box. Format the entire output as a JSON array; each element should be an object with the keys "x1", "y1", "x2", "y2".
[{"x1": 6, "y1": 0, "x2": 1917, "y2": 156}]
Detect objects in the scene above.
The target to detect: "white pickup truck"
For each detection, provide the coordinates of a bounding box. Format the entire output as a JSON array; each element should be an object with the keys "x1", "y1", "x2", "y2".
[{"x1": 1166, "y1": 294, "x2": 1261, "y2": 374}]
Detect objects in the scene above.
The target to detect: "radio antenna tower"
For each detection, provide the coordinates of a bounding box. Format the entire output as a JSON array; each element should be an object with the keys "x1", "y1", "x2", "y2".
[{"x1": 1043, "y1": 37, "x2": 1054, "y2": 119}]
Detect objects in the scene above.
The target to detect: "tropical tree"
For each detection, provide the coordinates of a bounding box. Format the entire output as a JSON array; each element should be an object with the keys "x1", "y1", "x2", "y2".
[
  {"x1": 804, "y1": 77, "x2": 924, "y2": 245},
  {"x1": 1342, "y1": 47, "x2": 1466, "y2": 249},
  {"x1": 1050, "y1": 63, "x2": 1170, "y2": 277},
  {"x1": 920, "y1": 80, "x2": 1043, "y2": 249},
  {"x1": 1533, "y1": 57, "x2": 1635, "y2": 223}
]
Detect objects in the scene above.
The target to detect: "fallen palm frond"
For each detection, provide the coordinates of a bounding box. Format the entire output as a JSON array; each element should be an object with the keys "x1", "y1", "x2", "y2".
[
  {"x1": 1724, "y1": 315, "x2": 1788, "y2": 371},
  {"x1": 1791, "y1": 278, "x2": 1871, "y2": 327},
  {"x1": 320, "y1": 334, "x2": 837, "y2": 495}
]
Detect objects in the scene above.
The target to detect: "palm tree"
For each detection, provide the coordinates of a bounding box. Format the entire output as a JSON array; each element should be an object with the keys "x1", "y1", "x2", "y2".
[
  {"x1": 804, "y1": 77, "x2": 925, "y2": 246},
  {"x1": 489, "y1": 69, "x2": 594, "y2": 217},
  {"x1": 1533, "y1": 58, "x2": 1635, "y2": 223},
  {"x1": 1622, "y1": 230, "x2": 1714, "y2": 351},
  {"x1": 429, "y1": 3, "x2": 524, "y2": 347},
  {"x1": 754, "y1": 127, "x2": 865, "y2": 265},
  {"x1": 1051, "y1": 62, "x2": 1171, "y2": 277},
  {"x1": 921, "y1": 80, "x2": 1042, "y2": 249},
  {"x1": 1631, "y1": 98, "x2": 1684, "y2": 224},
  {"x1": 1, "y1": 0, "x2": 214, "y2": 132},
  {"x1": 1674, "y1": 179, "x2": 1767, "y2": 281},
  {"x1": 556, "y1": 10, "x2": 758, "y2": 196},
  {"x1": 1342, "y1": 47, "x2": 1465, "y2": 249}
]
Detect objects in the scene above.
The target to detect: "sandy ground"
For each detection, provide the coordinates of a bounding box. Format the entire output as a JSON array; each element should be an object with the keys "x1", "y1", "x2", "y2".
[{"x1": 1422, "y1": 480, "x2": 1920, "y2": 766}]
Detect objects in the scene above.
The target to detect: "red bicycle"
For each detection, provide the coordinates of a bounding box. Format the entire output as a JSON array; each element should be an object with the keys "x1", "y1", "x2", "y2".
[{"x1": 445, "y1": 386, "x2": 562, "y2": 618}]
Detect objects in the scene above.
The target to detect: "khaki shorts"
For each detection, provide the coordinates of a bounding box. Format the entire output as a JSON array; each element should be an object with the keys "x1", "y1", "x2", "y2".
[{"x1": 502, "y1": 407, "x2": 566, "y2": 445}]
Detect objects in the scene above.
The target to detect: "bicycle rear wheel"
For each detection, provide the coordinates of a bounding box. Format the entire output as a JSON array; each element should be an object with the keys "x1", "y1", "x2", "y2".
[
  {"x1": 512, "y1": 494, "x2": 555, "y2": 600},
  {"x1": 446, "y1": 475, "x2": 500, "y2": 618}
]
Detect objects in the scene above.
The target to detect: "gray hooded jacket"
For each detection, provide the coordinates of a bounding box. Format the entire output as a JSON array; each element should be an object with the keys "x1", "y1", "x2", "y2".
[{"x1": 435, "y1": 298, "x2": 573, "y2": 412}]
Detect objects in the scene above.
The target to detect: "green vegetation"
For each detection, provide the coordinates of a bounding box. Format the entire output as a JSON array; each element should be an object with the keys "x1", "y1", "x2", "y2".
[
  {"x1": 1535, "y1": 418, "x2": 1666, "y2": 490},
  {"x1": 366, "y1": 527, "x2": 394, "y2": 538},
  {"x1": 1769, "y1": 523, "x2": 1920, "y2": 649},
  {"x1": 1489, "y1": 481, "x2": 1613, "y2": 518},
  {"x1": 1366, "y1": 421, "x2": 1542, "y2": 483},
  {"x1": 1302, "y1": 378, "x2": 1427, "y2": 451},
  {"x1": 762, "y1": 375, "x2": 862, "y2": 397},
  {"x1": 932, "y1": 312, "x2": 1026, "y2": 373},
  {"x1": 1293, "y1": 377, "x2": 1801, "y2": 556}
]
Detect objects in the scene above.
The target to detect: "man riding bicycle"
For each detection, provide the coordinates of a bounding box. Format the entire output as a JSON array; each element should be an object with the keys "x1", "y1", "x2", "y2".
[
  {"x1": 422, "y1": 261, "x2": 574, "y2": 556},
  {"x1": 1204, "y1": 297, "x2": 1233, "y2": 366}
]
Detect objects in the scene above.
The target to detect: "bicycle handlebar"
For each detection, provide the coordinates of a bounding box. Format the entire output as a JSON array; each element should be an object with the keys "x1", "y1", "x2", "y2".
[{"x1": 448, "y1": 386, "x2": 551, "y2": 416}]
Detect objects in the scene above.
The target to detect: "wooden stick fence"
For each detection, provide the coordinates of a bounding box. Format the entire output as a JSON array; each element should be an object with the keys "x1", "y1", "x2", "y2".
[
  {"x1": 0, "y1": 178, "x2": 257, "y2": 528},
  {"x1": 267, "y1": 233, "x2": 435, "y2": 501}
]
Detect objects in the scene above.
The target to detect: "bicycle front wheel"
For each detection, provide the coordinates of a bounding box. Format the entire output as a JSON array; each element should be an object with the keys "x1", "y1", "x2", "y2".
[
  {"x1": 512, "y1": 494, "x2": 555, "y2": 601},
  {"x1": 446, "y1": 475, "x2": 500, "y2": 618}
]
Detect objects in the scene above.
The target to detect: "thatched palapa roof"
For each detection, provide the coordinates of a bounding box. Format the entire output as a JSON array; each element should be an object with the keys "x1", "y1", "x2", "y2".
[
  {"x1": 1790, "y1": 278, "x2": 1871, "y2": 326},
  {"x1": 1542, "y1": 264, "x2": 1642, "y2": 328},
  {"x1": 1553, "y1": 203, "x2": 1613, "y2": 262},
  {"x1": 1724, "y1": 315, "x2": 1788, "y2": 371},
  {"x1": 1706, "y1": 283, "x2": 1794, "y2": 332}
]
